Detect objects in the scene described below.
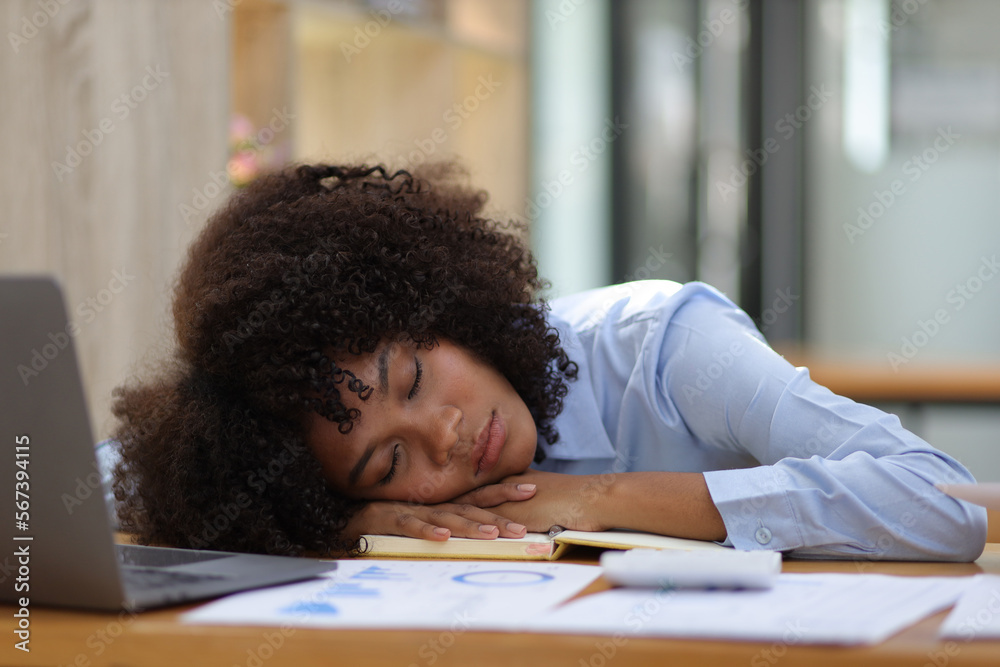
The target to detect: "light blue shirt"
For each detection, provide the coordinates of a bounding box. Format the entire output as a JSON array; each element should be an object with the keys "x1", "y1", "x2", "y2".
[{"x1": 533, "y1": 280, "x2": 987, "y2": 560}]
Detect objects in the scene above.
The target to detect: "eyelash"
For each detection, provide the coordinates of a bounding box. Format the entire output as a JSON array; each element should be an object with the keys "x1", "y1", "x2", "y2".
[
  {"x1": 407, "y1": 357, "x2": 423, "y2": 400},
  {"x1": 380, "y1": 444, "x2": 400, "y2": 486},
  {"x1": 380, "y1": 356, "x2": 421, "y2": 486}
]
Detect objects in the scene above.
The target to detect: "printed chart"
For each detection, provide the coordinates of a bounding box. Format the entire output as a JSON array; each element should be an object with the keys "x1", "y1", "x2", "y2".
[{"x1": 182, "y1": 559, "x2": 601, "y2": 630}]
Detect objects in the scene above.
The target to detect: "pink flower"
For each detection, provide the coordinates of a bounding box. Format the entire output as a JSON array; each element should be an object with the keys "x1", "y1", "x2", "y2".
[
  {"x1": 227, "y1": 150, "x2": 259, "y2": 188},
  {"x1": 229, "y1": 114, "x2": 255, "y2": 145}
]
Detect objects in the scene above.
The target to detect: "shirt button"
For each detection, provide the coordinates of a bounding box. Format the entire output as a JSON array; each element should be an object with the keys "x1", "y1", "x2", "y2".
[{"x1": 754, "y1": 526, "x2": 773, "y2": 545}]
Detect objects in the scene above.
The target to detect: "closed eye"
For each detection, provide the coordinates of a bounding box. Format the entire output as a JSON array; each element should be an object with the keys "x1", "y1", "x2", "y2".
[
  {"x1": 407, "y1": 357, "x2": 423, "y2": 400},
  {"x1": 379, "y1": 444, "x2": 400, "y2": 486}
]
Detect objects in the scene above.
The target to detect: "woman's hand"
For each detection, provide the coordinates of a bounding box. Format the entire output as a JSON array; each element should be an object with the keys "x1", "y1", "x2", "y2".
[
  {"x1": 461, "y1": 469, "x2": 615, "y2": 533},
  {"x1": 343, "y1": 483, "x2": 537, "y2": 542}
]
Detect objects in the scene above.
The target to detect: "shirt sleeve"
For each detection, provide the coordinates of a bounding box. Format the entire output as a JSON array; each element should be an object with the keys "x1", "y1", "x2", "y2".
[{"x1": 659, "y1": 288, "x2": 987, "y2": 561}]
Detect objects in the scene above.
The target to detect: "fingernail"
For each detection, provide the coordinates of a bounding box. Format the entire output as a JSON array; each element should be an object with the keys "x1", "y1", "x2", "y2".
[
  {"x1": 433, "y1": 527, "x2": 450, "y2": 537},
  {"x1": 479, "y1": 524, "x2": 499, "y2": 534},
  {"x1": 517, "y1": 484, "x2": 536, "y2": 492},
  {"x1": 507, "y1": 522, "x2": 527, "y2": 533}
]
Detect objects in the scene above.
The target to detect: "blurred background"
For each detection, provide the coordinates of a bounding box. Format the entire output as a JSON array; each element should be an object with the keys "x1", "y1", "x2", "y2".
[{"x1": 2, "y1": 0, "x2": 999, "y2": 479}]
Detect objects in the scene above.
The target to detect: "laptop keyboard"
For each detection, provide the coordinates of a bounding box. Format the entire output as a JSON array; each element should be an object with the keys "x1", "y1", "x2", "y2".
[{"x1": 122, "y1": 566, "x2": 228, "y2": 590}]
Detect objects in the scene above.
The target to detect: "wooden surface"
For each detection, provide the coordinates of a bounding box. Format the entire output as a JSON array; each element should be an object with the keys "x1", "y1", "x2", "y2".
[
  {"x1": 0, "y1": 0, "x2": 230, "y2": 441},
  {"x1": 4, "y1": 544, "x2": 999, "y2": 667},
  {"x1": 778, "y1": 350, "x2": 1000, "y2": 404}
]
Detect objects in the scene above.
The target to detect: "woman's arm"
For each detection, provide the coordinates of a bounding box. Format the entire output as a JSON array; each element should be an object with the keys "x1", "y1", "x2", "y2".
[
  {"x1": 485, "y1": 469, "x2": 728, "y2": 542},
  {"x1": 514, "y1": 281, "x2": 986, "y2": 560},
  {"x1": 602, "y1": 471, "x2": 727, "y2": 540},
  {"x1": 659, "y1": 291, "x2": 987, "y2": 560}
]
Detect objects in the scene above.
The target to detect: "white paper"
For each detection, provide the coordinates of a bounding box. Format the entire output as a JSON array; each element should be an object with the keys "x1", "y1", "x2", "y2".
[
  {"x1": 182, "y1": 559, "x2": 601, "y2": 630},
  {"x1": 530, "y1": 573, "x2": 974, "y2": 645},
  {"x1": 939, "y1": 574, "x2": 1000, "y2": 640}
]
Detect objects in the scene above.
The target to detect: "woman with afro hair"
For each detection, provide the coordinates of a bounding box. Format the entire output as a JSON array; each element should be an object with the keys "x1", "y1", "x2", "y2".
[{"x1": 110, "y1": 163, "x2": 986, "y2": 561}]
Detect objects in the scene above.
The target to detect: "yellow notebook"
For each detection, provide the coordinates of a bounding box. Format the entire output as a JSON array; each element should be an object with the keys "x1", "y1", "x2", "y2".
[{"x1": 358, "y1": 530, "x2": 729, "y2": 560}]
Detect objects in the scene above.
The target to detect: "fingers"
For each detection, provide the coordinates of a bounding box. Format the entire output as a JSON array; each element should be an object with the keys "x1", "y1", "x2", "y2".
[
  {"x1": 430, "y1": 503, "x2": 529, "y2": 539},
  {"x1": 452, "y1": 482, "x2": 537, "y2": 508},
  {"x1": 394, "y1": 504, "x2": 529, "y2": 540},
  {"x1": 391, "y1": 512, "x2": 453, "y2": 541},
  {"x1": 350, "y1": 500, "x2": 531, "y2": 543}
]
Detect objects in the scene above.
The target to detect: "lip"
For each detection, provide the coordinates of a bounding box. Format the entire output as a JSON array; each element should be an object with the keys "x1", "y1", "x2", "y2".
[{"x1": 474, "y1": 412, "x2": 506, "y2": 477}]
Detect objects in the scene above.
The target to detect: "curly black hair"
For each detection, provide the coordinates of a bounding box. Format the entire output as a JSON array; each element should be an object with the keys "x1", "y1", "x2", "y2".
[{"x1": 111, "y1": 163, "x2": 577, "y2": 556}]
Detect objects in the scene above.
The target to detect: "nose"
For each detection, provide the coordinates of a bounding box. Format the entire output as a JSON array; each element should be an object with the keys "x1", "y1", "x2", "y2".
[{"x1": 424, "y1": 405, "x2": 461, "y2": 466}]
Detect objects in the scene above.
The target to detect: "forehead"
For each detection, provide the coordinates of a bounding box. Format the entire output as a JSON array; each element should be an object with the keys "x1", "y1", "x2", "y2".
[
  {"x1": 328, "y1": 340, "x2": 400, "y2": 408},
  {"x1": 306, "y1": 349, "x2": 383, "y2": 444}
]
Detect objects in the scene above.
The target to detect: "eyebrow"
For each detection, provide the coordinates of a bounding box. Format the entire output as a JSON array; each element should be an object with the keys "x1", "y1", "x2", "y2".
[
  {"x1": 348, "y1": 343, "x2": 396, "y2": 487},
  {"x1": 376, "y1": 343, "x2": 394, "y2": 397},
  {"x1": 348, "y1": 443, "x2": 377, "y2": 487}
]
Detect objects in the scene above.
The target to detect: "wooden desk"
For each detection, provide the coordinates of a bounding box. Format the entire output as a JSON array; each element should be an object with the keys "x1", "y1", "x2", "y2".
[
  {"x1": 774, "y1": 351, "x2": 1000, "y2": 405},
  {"x1": 5, "y1": 545, "x2": 1000, "y2": 667}
]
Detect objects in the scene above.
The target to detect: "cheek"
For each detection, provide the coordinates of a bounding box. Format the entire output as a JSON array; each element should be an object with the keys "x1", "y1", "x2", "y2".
[
  {"x1": 397, "y1": 463, "x2": 474, "y2": 505},
  {"x1": 508, "y1": 409, "x2": 538, "y2": 468}
]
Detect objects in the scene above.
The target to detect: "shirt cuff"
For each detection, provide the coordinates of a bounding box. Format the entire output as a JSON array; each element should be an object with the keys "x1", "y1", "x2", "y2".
[{"x1": 703, "y1": 466, "x2": 802, "y2": 552}]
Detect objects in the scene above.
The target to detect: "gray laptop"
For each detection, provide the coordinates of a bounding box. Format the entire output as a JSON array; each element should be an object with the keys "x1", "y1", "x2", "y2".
[{"x1": 0, "y1": 276, "x2": 336, "y2": 611}]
